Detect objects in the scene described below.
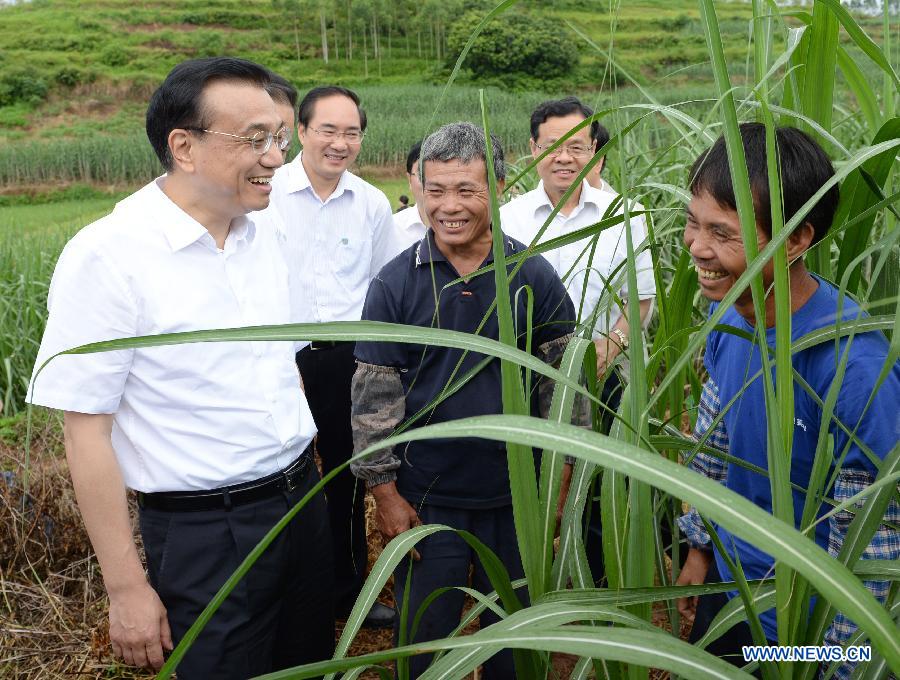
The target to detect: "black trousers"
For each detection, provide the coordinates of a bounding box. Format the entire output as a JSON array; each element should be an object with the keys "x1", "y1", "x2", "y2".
[
  {"x1": 688, "y1": 559, "x2": 763, "y2": 677},
  {"x1": 139, "y1": 464, "x2": 335, "y2": 679},
  {"x1": 393, "y1": 503, "x2": 526, "y2": 679},
  {"x1": 583, "y1": 370, "x2": 623, "y2": 582},
  {"x1": 297, "y1": 342, "x2": 368, "y2": 614}
]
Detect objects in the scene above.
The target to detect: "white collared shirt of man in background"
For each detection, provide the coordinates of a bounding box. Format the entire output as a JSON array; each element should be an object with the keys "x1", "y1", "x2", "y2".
[
  {"x1": 270, "y1": 151, "x2": 395, "y2": 323},
  {"x1": 500, "y1": 178, "x2": 655, "y2": 338},
  {"x1": 391, "y1": 201, "x2": 429, "y2": 254},
  {"x1": 29, "y1": 177, "x2": 316, "y2": 493}
]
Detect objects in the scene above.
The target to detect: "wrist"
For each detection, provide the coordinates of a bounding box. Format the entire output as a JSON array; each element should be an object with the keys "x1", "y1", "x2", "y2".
[
  {"x1": 609, "y1": 327, "x2": 628, "y2": 351},
  {"x1": 371, "y1": 480, "x2": 401, "y2": 501}
]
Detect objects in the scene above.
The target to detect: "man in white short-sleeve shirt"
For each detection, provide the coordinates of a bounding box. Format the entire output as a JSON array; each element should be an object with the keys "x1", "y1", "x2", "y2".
[
  {"x1": 391, "y1": 140, "x2": 429, "y2": 253},
  {"x1": 269, "y1": 85, "x2": 396, "y2": 628},
  {"x1": 29, "y1": 58, "x2": 334, "y2": 678},
  {"x1": 500, "y1": 97, "x2": 655, "y2": 380}
]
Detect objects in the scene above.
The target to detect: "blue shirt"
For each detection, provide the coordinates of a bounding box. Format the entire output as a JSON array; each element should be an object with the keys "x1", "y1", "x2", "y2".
[
  {"x1": 355, "y1": 229, "x2": 576, "y2": 509},
  {"x1": 704, "y1": 275, "x2": 899, "y2": 640}
]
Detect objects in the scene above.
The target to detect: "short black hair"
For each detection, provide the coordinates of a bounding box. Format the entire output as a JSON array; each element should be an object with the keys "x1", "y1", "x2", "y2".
[
  {"x1": 266, "y1": 71, "x2": 298, "y2": 123},
  {"x1": 298, "y1": 85, "x2": 367, "y2": 131},
  {"x1": 405, "y1": 140, "x2": 422, "y2": 175},
  {"x1": 146, "y1": 57, "x2": 271, "y2": 171},
  {"x1": 530, "y1": 96, "x2": 599, "y2": 146},
  {"x1": 690, "y1": 123, "x2": 839, "y2": 245},
  {"x1": 593, "y1": 122, "x2": 610, "y2": 156}
]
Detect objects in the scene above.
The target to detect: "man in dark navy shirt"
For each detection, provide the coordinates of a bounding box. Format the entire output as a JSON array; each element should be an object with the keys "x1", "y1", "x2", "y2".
[{"x1": 350, "y1": 122, "x2": 579, "y2": 678}]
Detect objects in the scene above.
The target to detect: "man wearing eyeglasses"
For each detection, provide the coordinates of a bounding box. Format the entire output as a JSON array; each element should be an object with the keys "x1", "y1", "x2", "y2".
[
  {"x1": 270, "y1": 85, "x2": 397, "y2": 629},
  {"x1": 500, "y1": 97, "x2": 656, "y2": 580},
  {"x1": 28, "y1": 58, "x2": 334, "y2": 677}
]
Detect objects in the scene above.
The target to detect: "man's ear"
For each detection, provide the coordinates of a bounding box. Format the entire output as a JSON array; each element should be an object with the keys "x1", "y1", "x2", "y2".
[
  {"x1": 296, "y1": 124, "x2": 308, "y2": 147},
  {"x1": 496, "y1": 179, "x2": 506, "y2": 196},
  {"x1": 594, "y1": 155, "x2": 605, "y2": 174},
  {"x1": 529, "y1": 138, "x2": 539, "y2": 160},
  {"x1": 787, "y1": 221, "x2": 815, "y2": 261},
  {"x1": 168, "y1": 129, "x2": 195, "y2": 173}
]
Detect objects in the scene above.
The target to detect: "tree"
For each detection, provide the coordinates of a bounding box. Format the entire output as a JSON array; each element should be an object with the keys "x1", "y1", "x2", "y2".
[{"x1": 445, "y1": 10, "x2": 578, "y2": 82}]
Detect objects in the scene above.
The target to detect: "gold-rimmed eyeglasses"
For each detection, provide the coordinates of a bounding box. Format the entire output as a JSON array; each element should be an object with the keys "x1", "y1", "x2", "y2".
[
  {"x1": 186, "y1": 127, "x2": 290, "y2": 155},
  {"x1": 533, "y1": 142, "x2": 595, "y2": 158},
  {"x1": 308, "y1": 127, "x2": 365, "y2": 143}
]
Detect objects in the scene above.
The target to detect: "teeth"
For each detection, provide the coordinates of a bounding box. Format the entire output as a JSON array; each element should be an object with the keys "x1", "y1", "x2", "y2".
[
  {"x1": 444, "y1": 221, "x2": 465, "y2": 228},
  {"x1": 248, "y1": 177, "x2": 271, "y2": 185},
  {"x1": 698, "y1": 267, "x2": 727, "y2": 280}
]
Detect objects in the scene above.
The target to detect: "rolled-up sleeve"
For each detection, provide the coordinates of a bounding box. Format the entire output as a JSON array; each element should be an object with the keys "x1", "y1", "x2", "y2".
[
  {"x1": 677, "y1": 378, "x2": 729, "y2": 550},
  {"x1": 350, "y1": 361, "x2": 405, "y2": 486}
]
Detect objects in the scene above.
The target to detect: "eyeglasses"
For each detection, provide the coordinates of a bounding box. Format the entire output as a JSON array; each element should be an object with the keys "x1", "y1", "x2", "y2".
[
  {"x1": 308, "y1": 127, "x2": 365, "y2": 143},
  {"x1": 533, "y1": 142, "x2": 594, "y2": 158},
  {"x1": 186, "y1": 127, "x2": 290, "y2": 155}
]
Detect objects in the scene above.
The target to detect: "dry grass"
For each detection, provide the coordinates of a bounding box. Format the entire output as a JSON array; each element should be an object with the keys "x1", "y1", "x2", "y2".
[{"x1": 1, "y1": 415, "x2": 689, "y2": 678}]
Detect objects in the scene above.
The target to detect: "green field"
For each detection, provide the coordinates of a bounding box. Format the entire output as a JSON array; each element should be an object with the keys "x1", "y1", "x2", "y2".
[{"x1": 1, "y1": 0, "x2": 899, "y2": 678}]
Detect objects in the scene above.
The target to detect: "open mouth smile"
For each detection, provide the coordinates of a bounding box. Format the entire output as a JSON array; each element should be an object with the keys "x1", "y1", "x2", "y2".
[
  {"x1": 696, "y1": 266, "x2": 728, "y2": 280},
  {"x1": 248, "y1": 177, "x2": 272, "y2": 185}
]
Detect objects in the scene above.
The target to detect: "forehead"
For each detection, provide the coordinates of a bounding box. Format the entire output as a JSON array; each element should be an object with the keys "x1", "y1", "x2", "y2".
[
  {"x1": 423, "y1": 158, "x2": 487, "y2": 186},
  {"x1": 687, "y1": 191, "x2": 741, "y2": 229},
  {"x1": 200, "y1": 80, "x2": 279, "y2": 130},
  {"x1": 307, "y1": 94, "x2": 361, "y2": 128},
  {"x1": 536, "y1": 112, "x2": 592, "y2": 141}
]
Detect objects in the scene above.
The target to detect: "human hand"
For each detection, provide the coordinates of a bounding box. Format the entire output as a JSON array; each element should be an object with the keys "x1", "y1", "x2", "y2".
[
  {"x1": 107, "y1": 581, "x2": 173, "y2": 670},
  {"x1": 594, "y1": 337, "x2": 619, "y2": 378},
  {"x1": 372, "y1": 483, "x2": 422, "y2": 560},
  {"x1": 675, "y1": 548, "x2": 713, "y2": 623}
]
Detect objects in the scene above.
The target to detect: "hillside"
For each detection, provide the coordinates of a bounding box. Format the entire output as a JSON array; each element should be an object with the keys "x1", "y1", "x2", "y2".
[{"x1": 0, "y1": 0, "x2": 893, "y2": 179}]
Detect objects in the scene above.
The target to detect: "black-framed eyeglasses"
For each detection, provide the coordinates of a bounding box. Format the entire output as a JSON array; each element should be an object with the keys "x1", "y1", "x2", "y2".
[{"x1": 185, "y1": 127, "x2": 290, "y2": 155}]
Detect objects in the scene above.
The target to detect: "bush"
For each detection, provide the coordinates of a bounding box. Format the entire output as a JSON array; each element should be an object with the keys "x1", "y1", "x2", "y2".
[
  {"x1": 0, "y1": 68, "x2": 48, "y2": 107},
  {"x1": 446, "y1": 10, "x2": 578, "y2": 82}
]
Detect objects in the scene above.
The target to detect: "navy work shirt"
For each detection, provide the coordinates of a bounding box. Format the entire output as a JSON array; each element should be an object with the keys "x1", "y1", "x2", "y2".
[{"x1": 355, "y1": 229, "x2": 576, "y2": 509}]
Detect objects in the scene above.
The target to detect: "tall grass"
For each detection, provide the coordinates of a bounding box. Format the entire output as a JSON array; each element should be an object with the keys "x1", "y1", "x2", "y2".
[
  {"x1": 18, "y1": 0, "x2": 900, "y2": 678},
  {"x1": 0, "y1": 199, "x2": 114, "y2": 417}
]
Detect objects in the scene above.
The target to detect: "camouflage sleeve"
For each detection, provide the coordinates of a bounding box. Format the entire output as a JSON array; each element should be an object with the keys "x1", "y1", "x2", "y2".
[
  {"x1": 349, "y1": 361, "x2": 405, "y2": 487},
  {"x1": 537, "y1": 333, "x2": 590, "y2": 465}
]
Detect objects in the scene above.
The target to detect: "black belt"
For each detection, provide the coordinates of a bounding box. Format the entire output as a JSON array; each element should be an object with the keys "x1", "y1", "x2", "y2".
[{"x1": 137, "y1": 449, "x2": 312, "y2": 513}]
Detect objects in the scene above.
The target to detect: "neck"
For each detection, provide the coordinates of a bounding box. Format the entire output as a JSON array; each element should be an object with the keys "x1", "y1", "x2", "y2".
[
  {"x1": 301, "y1": 154, "x2": 341, "y2": 201},
  {"x1": 161, "y1": 176, "x2": 232, "y2": 249},
  {"x1": 437, "y1": 228, "x2": 494, "y2": 277},
  {"x1": 736, "y1": 264, "x2": 819, "y2": 328},
  {"x1": 546, "y1": 180, "x2": 582, "y2": 217}
]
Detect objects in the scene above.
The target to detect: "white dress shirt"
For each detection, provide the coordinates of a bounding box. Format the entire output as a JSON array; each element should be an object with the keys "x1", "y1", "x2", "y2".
[
  {"x1": 500, "y1": 180, "x2": 655, "y2": 337},
  {"x1": 29, "y1": 178, "x2": 317, "y2": 493},
  {"x1": 270, "y1": 154, "x2": 395, "y2": 323},
  {"x1": 390, "y1": 204, "x2": 429, "y2": 257}
]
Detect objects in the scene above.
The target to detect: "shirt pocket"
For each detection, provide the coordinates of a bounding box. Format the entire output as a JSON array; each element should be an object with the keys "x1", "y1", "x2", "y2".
[{"x1": 334, "y1": 234, "x2": 370, "y2": 277}]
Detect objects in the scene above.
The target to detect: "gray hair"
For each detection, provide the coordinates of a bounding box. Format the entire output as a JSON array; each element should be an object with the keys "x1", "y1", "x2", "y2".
[{"x1": 419, "y1": 122, "x2": 506, "y2": 184}]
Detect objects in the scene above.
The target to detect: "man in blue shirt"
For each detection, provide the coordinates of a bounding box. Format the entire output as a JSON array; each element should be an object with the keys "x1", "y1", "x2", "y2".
[
  {"x1": 676, "y1": 123, "x2": 899, "y2": 677},
  {"x1": 350, "y1": 122, "x2": 578, "y2": 678}
]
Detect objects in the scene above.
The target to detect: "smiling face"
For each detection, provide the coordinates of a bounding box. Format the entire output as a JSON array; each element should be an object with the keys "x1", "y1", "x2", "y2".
[
  {"x1": 531, "y1": 112, "x2": 595, "y2": 203},
  {"x1": 297, "y1": 94, "x2": 362, "y2": 184},
  {"x1": 423, "y1": 158, "x2": 500, "y2": 255},
  {"x1": 186, "y1": 80, "x2": 285, "y2": 220},
  {"x1": 684, "y1": 190, "x2": 774, "y2": 307}
]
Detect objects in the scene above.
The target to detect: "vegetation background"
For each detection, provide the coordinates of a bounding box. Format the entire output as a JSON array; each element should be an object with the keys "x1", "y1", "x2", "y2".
[{"x1": 1, "y1": 0, "x2": 898, "y2": 678}]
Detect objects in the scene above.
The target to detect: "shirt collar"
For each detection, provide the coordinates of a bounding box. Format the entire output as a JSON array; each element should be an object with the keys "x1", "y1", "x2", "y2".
[
  {"x1": 121, "y1": 177, "x2": 256, "y2": 253},
  {"x1": 414, "y1": 227, "x2": 516, "y2": 267},
  {"x1": 532, "y1": 179, "x2": 600, "y2": 219},
  {"x1": 284, "y1": 152, "x2": 355, "y2": 203}
]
